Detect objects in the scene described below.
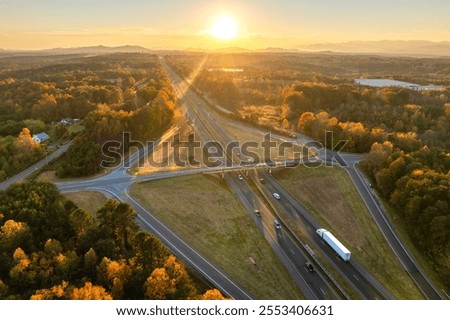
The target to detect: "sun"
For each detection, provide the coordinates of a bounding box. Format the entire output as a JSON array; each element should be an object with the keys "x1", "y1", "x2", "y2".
[{"x1": 211, "y1": 16, "x2": 238, "y2": 40}]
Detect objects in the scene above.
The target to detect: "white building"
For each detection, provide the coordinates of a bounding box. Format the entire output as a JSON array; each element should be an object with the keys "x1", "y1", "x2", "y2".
[{"x1": 32, "y1": 132, "x2": 50, "y2": 144}]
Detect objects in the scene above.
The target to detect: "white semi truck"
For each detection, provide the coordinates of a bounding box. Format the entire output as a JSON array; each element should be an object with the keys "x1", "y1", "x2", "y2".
[{"x1": 316, "y1": 228, "x2": 351, "y2": 261}]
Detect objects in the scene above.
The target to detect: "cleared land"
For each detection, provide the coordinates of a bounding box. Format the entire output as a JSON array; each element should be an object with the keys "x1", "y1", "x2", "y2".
[
  {"x1": 130, "y1": 174, "x2": 304, "y2": 299},
  {"x1": 273, "y1": 166, "x2": 423, "y2": 299},
  {"x1": 135, "y1": 123, "x2": 207, "y2": 175},
  {"x1": 63, "y1": 191, "x2": 107, "y2": 214}
]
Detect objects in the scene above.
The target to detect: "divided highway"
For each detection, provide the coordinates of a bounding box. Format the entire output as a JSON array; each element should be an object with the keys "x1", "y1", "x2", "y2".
[
  {"x1": 226, "y1": 173, "x2": 343, "y2": 299},
  {"x1": 162, "y1": 61, "x2": 333, "y2": 299},
  {"x1": 162, "y1": 58, "x2": 443, "y2": 299},
  {"x1": 257, "y1": 170, "x2": 391, "y2": 300},
  {"x1": 162, "y1": 61, "x2": 394, "y2": 299}
]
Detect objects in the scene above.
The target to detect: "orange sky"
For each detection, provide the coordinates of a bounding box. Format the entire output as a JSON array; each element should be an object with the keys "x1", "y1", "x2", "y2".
[{"x1": 0, "y1": 0, "x2": 449, "y2": 50}]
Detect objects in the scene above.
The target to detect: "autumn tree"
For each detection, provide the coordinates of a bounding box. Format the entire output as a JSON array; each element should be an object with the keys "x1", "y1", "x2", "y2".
[
  {"x1": 201, "y1": 289, "x2": 228, "y2": 300},
  {"x1": 144, "y1": 255, "x2": 197, "y2": 300},
  {"x1": 71, "y1": 282, "x2": 112, "y2": 300}
]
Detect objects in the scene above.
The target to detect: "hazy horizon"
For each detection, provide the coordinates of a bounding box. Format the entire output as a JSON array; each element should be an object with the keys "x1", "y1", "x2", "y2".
[{"x1": 0, "y1": 0, "x2": 449, "y2": 51}]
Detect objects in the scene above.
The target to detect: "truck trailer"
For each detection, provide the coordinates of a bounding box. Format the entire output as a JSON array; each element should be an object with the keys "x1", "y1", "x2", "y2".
[{"x1": 316, "y1": 228, "x2": 351, "y2": 261}]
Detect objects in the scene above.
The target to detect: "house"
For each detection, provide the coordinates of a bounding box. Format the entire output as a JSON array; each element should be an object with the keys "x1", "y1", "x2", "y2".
[
  {"x1": 60, "y1": 118, "x2": 74, "y2": 125},
  {"x1": 32, "y1": 132, "x2": 50, "y2": 144}
]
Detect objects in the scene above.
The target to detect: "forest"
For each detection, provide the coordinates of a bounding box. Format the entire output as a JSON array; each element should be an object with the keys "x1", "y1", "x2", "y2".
[
  {"x1": 0, "y1": 53, "x2": 175, "y2": 178},
  {"x1": 0, "y1": 181, "x2": 225, "y2": 300},
  {"x1": 166, "y1": 52, "x2": 450, "y2": 288}
]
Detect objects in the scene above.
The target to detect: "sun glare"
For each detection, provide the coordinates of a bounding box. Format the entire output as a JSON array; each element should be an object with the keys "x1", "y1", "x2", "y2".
[{"x1": 211, "y1": 16, "x2": 238, "y2": 40}]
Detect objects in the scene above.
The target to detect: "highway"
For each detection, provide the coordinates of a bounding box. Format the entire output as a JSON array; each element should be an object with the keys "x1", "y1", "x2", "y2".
[
  {"x1": 161, "y1": 60, "x2": 350, "y2": 299},
  {"x1": 163, "y1": 62, "x2": 397, "y2": 299},
  {"x1": 172, "y1": 65, "x2": 443, "y2": 299},
  {"x1": 257, "y1": 170, "x2": 392, "y2": 299},
  {"x1": 226, "y1": 173, "x2": 344, "y2": 299}
]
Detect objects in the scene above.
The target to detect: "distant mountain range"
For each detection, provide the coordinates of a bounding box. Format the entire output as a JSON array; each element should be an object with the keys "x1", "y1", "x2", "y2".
[
  {"x1": 0, "y1": 45, "x2": 151, "y2": 56},
  {"x1": 299, "y1": 40, "x2": 450, "y2": 57},
  {"x1": 1, "y1": 41, "x2": 449, "y2": 57},
  {"x1": 41, "y1": 45, "x2": 151, "y2": 55}
]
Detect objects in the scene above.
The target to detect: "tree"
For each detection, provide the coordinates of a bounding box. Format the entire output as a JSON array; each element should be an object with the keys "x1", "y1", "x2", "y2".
[
  {"x1": 143, "y1": 255, "x2": 197, "y2": 300},
  {"x1": 0, "y1": 220, "x2": 32, "y2": 253},
  {"x1": 69, "y1": 208, "x2": 95, "y2": 237},
  {"x1": 16, "y1": 128, "x2": 40, "y2": 158},
  {"x1": 97, "y1": 257, "x2": 131, "y2": 299},
  {"x1": 31, "y1": 281, "x2": 69, "y2": 300},
  {"x1": 297, "y1": 112, "x2": 316, "y2": 137},
  {"x1": 84, "y1": 248, "x2": 98, "y2": 277},
  {"x1": 201, "y1": 289, "x2": 228, "y2": 300},
  {"x1": 144, "y1": 268, "x2": 173, "y2": 300},
  {"x1": 97, "y1": 200, "x2": 138, "y2": 255},
  {"x1": 71, "y1": 282, "x2": 112, "y2": 300},
  {"x1": 31, "y1": 93, "x2": 58, "y2": 122}
]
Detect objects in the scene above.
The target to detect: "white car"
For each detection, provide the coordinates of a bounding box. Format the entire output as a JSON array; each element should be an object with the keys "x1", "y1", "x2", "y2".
[
  {"x1": 238, "y1": 175, "x2": 244, "y2": 180},
  {"x1": 273, "y1": 192, "x2": 281, "y2": 200},
  {"x1": 274, "y1": 219, "x2": 281, "y2": 230}
]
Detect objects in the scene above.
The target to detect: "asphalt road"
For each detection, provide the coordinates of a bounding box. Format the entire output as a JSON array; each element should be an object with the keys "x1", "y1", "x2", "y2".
[
  {"x1": 344, "y1": 164, "x2": 443, "y2": 299},
  {"x1": 227, "y1": 172, "x2": 343, "y2": 300},
  {"x1": 0, "y1": 141, "x2": 72, "y2": 191},
  {"x1": 258, "y1": 170, "x2": 392, "y2": 299}
]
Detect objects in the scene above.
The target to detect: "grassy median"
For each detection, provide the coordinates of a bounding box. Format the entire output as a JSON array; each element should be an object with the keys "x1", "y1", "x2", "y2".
[
  {"x1": 130, "y1": 174, "x2": 304, "y2": 299},
  {"x1": 272, "y1": 166, "x2": 423, "y2": 299}
]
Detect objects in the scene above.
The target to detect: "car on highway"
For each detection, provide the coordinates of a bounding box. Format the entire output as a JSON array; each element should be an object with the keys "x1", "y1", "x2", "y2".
[
  {"x1": 259, "y1": 178, "x2": 265, "y2": 184},
  {"x1": 274, "y1": 219, "x2": 281, "y2": 230},
  {"x1": 304, "y1": 261, "x2": 315, "y2": 273},
  {"x1": 273, "y1": 192, "x2": 281, "y2": 200},
  {"x1": 253, "y1": 209, "x2": 261, "y2": 217},
  {"x1": 238, "y1": 174, "x2": 244, "y2": 180}
]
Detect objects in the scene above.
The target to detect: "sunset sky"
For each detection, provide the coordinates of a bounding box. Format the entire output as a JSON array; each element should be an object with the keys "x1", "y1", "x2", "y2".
[{"x1": 0, "y1": 0, "x2": 449, "y2": 50}]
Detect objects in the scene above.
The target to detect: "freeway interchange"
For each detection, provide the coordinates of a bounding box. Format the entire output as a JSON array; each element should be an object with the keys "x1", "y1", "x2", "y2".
[{"x1": 0, "y1": 58, "x2": 443, "y2": 300}]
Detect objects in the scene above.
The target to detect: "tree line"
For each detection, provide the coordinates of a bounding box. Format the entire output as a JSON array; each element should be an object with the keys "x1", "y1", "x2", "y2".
[{"x1": 0, "y1": 181, "x2": 226, "y2": 300}]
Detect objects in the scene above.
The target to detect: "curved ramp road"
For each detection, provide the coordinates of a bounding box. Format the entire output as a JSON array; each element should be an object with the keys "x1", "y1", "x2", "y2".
[{"x1": 345, "y1": 164, "x2": 443, "y2": 300}]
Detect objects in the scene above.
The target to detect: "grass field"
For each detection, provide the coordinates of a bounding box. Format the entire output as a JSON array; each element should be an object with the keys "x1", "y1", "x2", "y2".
[
  {"x1": 272, "y1": 166, "x2": 423, "y2": 299},
  {"x1": 130, "y1": 174, "x2": 304, "y2": 299},
  {"x1": 63, "y1": 191, "x2": 107, "y2": 214}
]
